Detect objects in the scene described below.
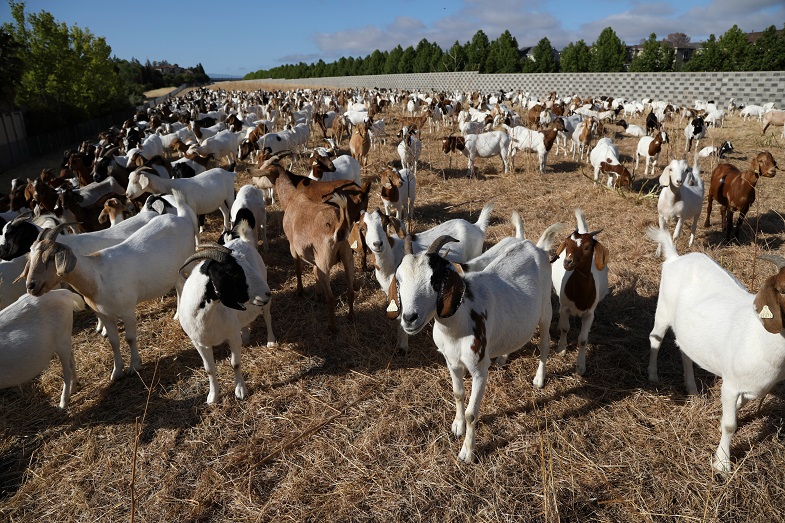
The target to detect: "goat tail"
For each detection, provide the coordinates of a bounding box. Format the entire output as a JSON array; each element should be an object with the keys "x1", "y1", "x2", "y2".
[
  {"x1": 510, "y1": 210, "x2": 525, "y2": 239},
  {"x1": 536, "y1": 222, "x2": 564, "y2": 252},
  {"x1": 169, "y1": 188, "x2": 199, "y2": 236},
  {"x1": 647, "y1": 226, "x2": 679, "y2": 262},
  {"x1": 475, "y1": 202, "x2": 494, "y2": 232},
  {"x1": 575, "y1": 208, "x2": 589, "y2": 234}
]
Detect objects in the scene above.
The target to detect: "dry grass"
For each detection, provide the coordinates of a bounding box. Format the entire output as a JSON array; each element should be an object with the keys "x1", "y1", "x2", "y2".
[
  {"x1": 143, "y1": 87, "x2": 181, "y2": 99},
  {"x1": 1, "y1": 88, "x2": 785, "y2": 522}
]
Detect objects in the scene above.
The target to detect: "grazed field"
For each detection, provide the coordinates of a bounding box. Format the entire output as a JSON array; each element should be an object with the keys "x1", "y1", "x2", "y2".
[{"x1": 1, "y1": 82, "x2": 785, "y2": 522}]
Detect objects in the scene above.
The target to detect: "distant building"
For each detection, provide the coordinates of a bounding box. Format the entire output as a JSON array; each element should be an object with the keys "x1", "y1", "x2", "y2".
[
  {"x1": 626, "y1": 40, "x2": 702, "y2": 70},
  {"x1": 152, "y1": 63, "x2": 185, "y2": 76}
]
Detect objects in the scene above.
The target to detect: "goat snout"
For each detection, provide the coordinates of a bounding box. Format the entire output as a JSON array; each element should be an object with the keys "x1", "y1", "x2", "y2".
[
  {"x1": 402, "y1": 312, "x2": 418, "y2": 324},
  {"x1": 372, "y1": 240, "x2": 383, "y2": 252}
]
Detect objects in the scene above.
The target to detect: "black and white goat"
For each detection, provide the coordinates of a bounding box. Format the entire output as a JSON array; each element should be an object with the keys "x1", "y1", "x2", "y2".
[{"x1": 178, "y1": 222, "x2": 275, "y2": 403}]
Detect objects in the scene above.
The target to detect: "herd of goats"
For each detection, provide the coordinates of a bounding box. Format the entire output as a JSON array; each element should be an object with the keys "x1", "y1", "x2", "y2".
[{"x1": 0, "y1": 84, "x2": 784, "y2": 472}]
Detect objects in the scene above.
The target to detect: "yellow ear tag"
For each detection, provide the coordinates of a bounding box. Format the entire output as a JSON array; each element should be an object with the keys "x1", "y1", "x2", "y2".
[
  {"x1": 760, "y1": 305, "x2": 774, "y2": 319},
  {"x1": 350, "y1": 240, "x2": 358, "y2": 250},
  {"x1": 386, "y1": 300, "x2": 398, "y2": 313}
]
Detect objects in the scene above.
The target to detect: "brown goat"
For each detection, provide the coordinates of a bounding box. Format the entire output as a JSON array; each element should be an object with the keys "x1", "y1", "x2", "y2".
[
  {"x1": 401, "y1": 109, "x2": 432, "y2": 133},
  {"x1": 250, "y1": 152, "x2": 355, "y2": 331},
  {"x1": 705, "y1": 151, "x2": 778, "y2": 241},
  {"x1": 349, "y1": 122, "x2": 371, "y2": 167}
]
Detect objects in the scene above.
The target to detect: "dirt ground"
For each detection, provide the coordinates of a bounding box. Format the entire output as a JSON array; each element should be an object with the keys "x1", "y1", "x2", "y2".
[{"x1": 1, "y1": 83, "x2": 785, "y2": 522}]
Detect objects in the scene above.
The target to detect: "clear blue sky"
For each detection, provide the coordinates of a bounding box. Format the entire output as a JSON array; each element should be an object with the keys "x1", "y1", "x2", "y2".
[{"x1": 1, "y1": 0, "x2": 782, "y2": 76}]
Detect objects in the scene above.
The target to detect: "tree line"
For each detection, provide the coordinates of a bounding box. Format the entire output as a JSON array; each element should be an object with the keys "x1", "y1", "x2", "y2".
[
  {"x1": 245, "y1": 24, "x2": 785, "y2": 80},
  {"x1": 0, "y1": 1, "x2": 209, "y2": 135}
]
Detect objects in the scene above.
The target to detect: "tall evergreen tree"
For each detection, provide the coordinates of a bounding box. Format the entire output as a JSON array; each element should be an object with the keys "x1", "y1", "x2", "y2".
[
  {"x1": 745, "y1": 24, "x2": 785, "y2": 71},
  {"x1": 590, "y1": 27, "x2": 627, "y2": 72},
  {"x1": 441, "y1": 40, "x2": 468, "y2": 72},
  {"x1": 384, "y1": 45, "x2": 403, "y2": 74},
  {"x1": 528, "y1": 37, "x2": 558, "y2": 72},
  {"x1": 718, "y1": 25, "x2": 751, "y2": 71},
  {"x1": 467, "y1": 30, "x2": 490, "y2": 72},
  {"x1": 559, "y1": 40, "x2": 591, "y2": 72}
]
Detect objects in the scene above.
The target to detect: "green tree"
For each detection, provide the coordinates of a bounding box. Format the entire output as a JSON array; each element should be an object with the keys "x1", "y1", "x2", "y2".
[
  {"x1": 428, "y1": 41, "x2": 444, "y2": 73},
  {"x1": 590, "y1": 27, "x2": 627, "y2": 71},
  {"x1": 745, "y1": 24, "x2": 785, "y2": 71},
  {"x1": 629, "y1": 33, "x2": 674, "y2": 72},
  {"x1": 441, "y1": 40, "x2": 468, "y2": 72},
  {"x1": 413, "y1": 38, "x2": 434, "y2": 73},
  {"x1": 398, "y1": 46, "x2": 415, "y2": 73},
  {"x1": 527, "y1": 37, "x2": 558, "y2": 72},
  {"x1": 490, "y1": 30, "x2": 521, "y2": 73},
  {"x1": 384, "y1": 45, "x2": 403, "y2": 74},
  {"x1": 718, "y1": 24, "x2": 751, "y2": 71},
  {"x1": 559, "y1": 40, "x2": 591, "y2": 72},
  {"x1": 0, "y1": 28, "x2": 24, "y2": 110},
  {"x1": 467, "y1": 30, "x2": 490, "y2": 72},
  {"x1": 685, "y1": 34, "x2": 723, "y2": 71},
  {"x1": 362, "y1": 50, "x2": 386, "y2": 75}
]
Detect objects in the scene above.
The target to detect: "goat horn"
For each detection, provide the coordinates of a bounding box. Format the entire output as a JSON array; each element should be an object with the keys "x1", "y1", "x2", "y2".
[
  {"x1": 179, "y1": 244, "x2": 233, "y2": 274},
  {"x1": 404, "y1": 235, "x2": 413, "y2": 255},
  {"x1": 38, "y1": 221, "x2": 79, "y2": 242},
  {"x1": 587, "y1": 228, "x2": 604, "y2": 237},
  {"x1": 758, "y1": 254, "x2": 785, "y2": 270},
  {"x1": 426, "y1": 235, "x2": 459, "y2": 256},
  {"x1": 9, "y1": 211, "x2": 33, "y2": 225},
  {"x1": 259, "y1": 149, "x2": 292, "y2": 170}
]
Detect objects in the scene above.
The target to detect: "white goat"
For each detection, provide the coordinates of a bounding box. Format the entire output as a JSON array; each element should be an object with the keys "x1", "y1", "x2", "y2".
[
  {"x1": 363, "y1": 204, "x2": 492, "y2": 352},
  {"x1": 656, "y1": 152, "x2": 703, "y2": 255},
  {"x1": 189, "y1": 129, "x2": 243, "y2": 163},
  {"x1": 227, "y1": 184, "x2": 268, "y2": 251},
  {"x1": 647, "y1": 228, "x2": 785, "y2": 473},
  {"x1": 125, "y1": 166, "x2": 236, "y2": 233},
  {"x1": 178, "y1": 226, "x2": 275, "y2": 403},
  {"x1": 388, "y1": 225, "x2": 562, "y2": 462},
  {"x1": 504, "y1": 125, "x2": 558, "y2": 174},
  {"x1": 23, "y1": 192, "x2": 198, "y2": 381},
  {"x1": 0, "y1": 289, "x2": 85, "y2": 409},
  {"x1": 590, "y1": 137, "x2": 632, "y2": 188},
  {"x1": 397, "y1": 126, "x2": 422, "y2": 174},
  {"x1": 551, "y1": 210, "x2": 608, "y2": 375}
]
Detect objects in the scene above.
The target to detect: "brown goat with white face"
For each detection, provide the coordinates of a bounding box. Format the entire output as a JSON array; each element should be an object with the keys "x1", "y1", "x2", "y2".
[{"x1": 705, "y1": 151, "x2": 778, "y2": 241}]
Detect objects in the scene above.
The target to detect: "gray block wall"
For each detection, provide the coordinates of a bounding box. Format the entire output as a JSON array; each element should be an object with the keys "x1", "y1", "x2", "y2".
[{"x1": 241, "y1": 71, "x2": 784, "y2": 107}]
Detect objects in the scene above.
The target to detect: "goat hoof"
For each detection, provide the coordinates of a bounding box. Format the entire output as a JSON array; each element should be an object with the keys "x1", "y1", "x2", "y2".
[
  {"x1": 451, "y1": 419, "x2": 465, "y2": 437},
  {"x1": 110, "y1": 368, "x2": 124, "y2": 381},
  {"x1": 234, "y1": 384, "x2": 247, "y2": 400},
  {"x1": 457, "y1": 446, "x2": 475, "y2": 463}
]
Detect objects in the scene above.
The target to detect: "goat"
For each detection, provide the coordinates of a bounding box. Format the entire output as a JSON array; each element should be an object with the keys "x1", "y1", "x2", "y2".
[
  {"x1": 388, "y1": 225, "x2": 561, "y2": 462},
  {"x1": 635, "y1": 131, "x2": 669, "y2": 177},
  {"x1": 762, "y1": 110, "x2": 785, "y2": 135},
  {"x1": 397, "y1": 126, "x2": 422, "y2": 174},
  {"x1": 657, "y1": 152, "x2": 703, "y2": 253},
  {"x1": 645, "y1": 110, "x2": 659, "y2": 135},
  {"x1": 362, "y1": 204, "x2": 492, "y2": 352},
  {"x1": 125, "y1": 166, "x2": 236, "y2": 234},
  {"x1": 704, "y1": 151, "x2": 778, "y2": 241},
  {"x1": 617, "y1": 119, "x2": 646, "y2": 137},
  {"x1": 309, "y1": 149, "x2": 362, "y2": 186},
  {"x1": 590, "y1": 137, "x2": 632, "y2": 188},
  {"x1": 178, "y1": 228, "x2": 275, "y2": 403},
  {"x1": 571, "y1": 118, "x2": 596, "y2": 161},
  {"x1": 22, "y1": 192, "x2": 198, "y2": 381},
  {"x1": 379, "y1": 167, "x2": 416, "y2": 224},
  {"x1": 551, "y1": 209, "x2": 608, "y2": 375},
  {"x1": 440, "y1": 131, "x2": 511, "y2": 177},
  {"x1": 684, "y1": 117, "x2": 706, "y2": 153},
  {"x1": 224, "y1": 184, "x2": 268, "y2": 252},
  {"x1": 97, "y1": 197, "x2": 128, "y2": 227},
  {"x1": 349, "y1": 121, "x2": 371, "y2": 167},
  {"x1": 647, "y1": 227, "x2": 785, "y2": 473},
  {"x1": 698, "y1": 141, "x2": 733, "y2": 159},
  {"x1": 251, "y1": 151, "x2": 354, "y2": 332},
  {"x1": 0, "y1": 290, "x2": 85, "y2": 409},
  {"x1": 504, "y1": 125, "x2": 558, "y2": 174}
]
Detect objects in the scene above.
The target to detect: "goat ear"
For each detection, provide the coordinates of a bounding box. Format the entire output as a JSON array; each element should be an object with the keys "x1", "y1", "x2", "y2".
[
  {"x1": 138, "y1": 173, "x2": 150, "y2": 190},
  {"x1": 754, "y1": 279, "x2": 784, "y2": 334},
  {"x1": 98, "y1": 209, "x2": 108, "y2": 224},
  {"x1": 348, "y1": 222, "x2": 362, "y2": 251},
  {"x1": 54, "y1": 245, "x2": 76, "y2": 276},
  {"x1": 658, "y1": 166, "x2": 671, "y2": 187},
  {"x1": 386, "y1": 277, "x2": 400, "y2": 319},
  {"x1": 551, "y1": 239, "x2": 567, "y2": 263},
  {"x1": 593, "y1": 241, "x2": 608, "y2": 271},
  {"x1": 437, "y1": 265, "x2": 465, "y2": 318},
  {"x1": 389, "y1": 217, "x2": 406, "y2": 239}
]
